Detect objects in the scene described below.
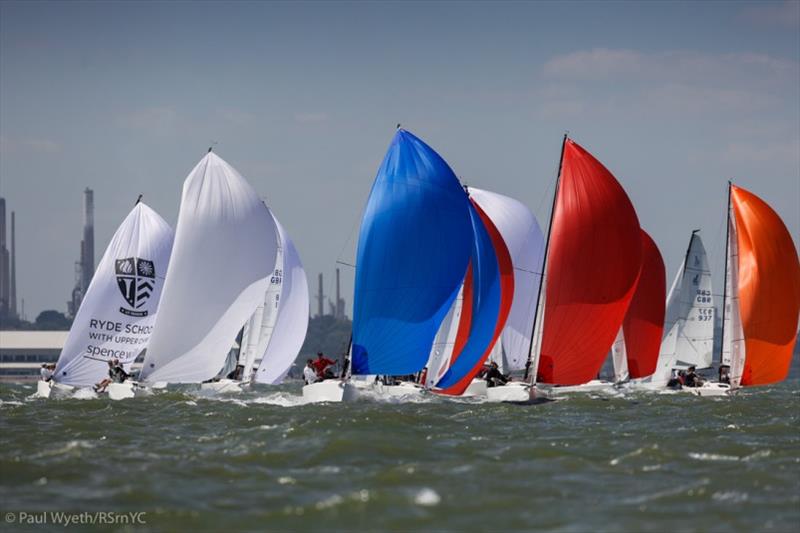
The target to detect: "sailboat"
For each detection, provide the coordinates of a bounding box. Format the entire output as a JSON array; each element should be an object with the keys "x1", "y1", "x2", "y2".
[
  {"x1": 201, "y1": 213, "x2": 309, "y2": 393},
  {"x1": 39, "y1": 201, "x2": 174, "y2": 399},
  {"x1": 639, "y1": 230, "x2": 714, "y2": 388},
  {"x1": 608, "y1": 229, "x2": 666, "y2": 385},
  {"x1": 488, "y1": 135, "x2": 644, "y2": 402},
  {"x1": 691, "y1": 182, "x2": 800, "y2": 396},
  {"x1": 424, "y1": 187, "x2": 544, "y2": 397},
  {"x1": 303, "y1": 128, "x2": 475, "y2": 402},
  {"x1": 134, "y1": 150, "x2": 279, "y2": 394}
]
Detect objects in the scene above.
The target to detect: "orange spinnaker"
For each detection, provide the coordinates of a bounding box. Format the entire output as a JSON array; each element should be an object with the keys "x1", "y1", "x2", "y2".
[
  {"x1": 623, "y1": 230, "x2": 666, "y2": 378},
  {"x1": 732, "y1": 185, "x2": 800, "y2": 386},
  {"x1": 537, "y1": 139, "x2": 642, "y2": 385}
]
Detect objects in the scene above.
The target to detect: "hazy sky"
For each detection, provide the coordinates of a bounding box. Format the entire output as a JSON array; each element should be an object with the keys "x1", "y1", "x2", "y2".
[{"x1": 1, "y1": 0, "x2": 798, "y2": 319}]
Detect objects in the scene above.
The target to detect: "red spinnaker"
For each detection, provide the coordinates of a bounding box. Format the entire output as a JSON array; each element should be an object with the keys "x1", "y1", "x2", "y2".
[
  {"x1": 537, "y1": 139, "x2": 642, "y2": 385},
  {"x1": 623, "y1": 230, "x2": 666, "y2": 378}
]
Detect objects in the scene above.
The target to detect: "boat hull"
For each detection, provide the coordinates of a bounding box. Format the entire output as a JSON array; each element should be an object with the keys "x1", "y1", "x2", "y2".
[
  {"x1": 200, "y1": 379, "x2": 242, "y2": 394},
  {"x1": 486, "y1": 381, "x2": 531, "y2": 403},
  {"x1": 463, "y1": 378, "x2": 488, "y2": 397},
  {"x1": 36, "y1": 381, "x2": 52, "y2": 399},
  {"x1": 302, "y1": 380, "x2": 345, "y2": 402},
  {"x1": 343, "y1": 381, "x2": 424, "y2": 402},
  {"x1": 107, "y1": 382, "x2": 136, "y2": 401},
  {"x1": 535, "y1": 379, "x2": 615, "y2": 398}
]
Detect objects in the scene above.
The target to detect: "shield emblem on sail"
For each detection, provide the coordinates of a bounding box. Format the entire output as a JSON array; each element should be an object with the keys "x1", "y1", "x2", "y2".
[{"x1": 116, "y1": 257, "x2": 156, "y2": 316}]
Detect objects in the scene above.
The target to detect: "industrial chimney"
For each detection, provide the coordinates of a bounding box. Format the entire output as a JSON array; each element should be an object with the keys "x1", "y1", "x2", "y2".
[{"x1": 81, "y1": 188, "x2": 95, "y2": 294}]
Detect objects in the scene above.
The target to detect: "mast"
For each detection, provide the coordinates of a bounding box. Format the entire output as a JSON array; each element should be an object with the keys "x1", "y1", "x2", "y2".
[
  {"x1": 523, "y1": 133, "x2": 568, "y2": 381},
  {"x1": 718, "y1": 181, "x2": 732, "y2": 367}
]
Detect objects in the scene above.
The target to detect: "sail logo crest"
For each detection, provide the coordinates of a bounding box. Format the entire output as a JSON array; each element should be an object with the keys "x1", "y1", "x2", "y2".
[{"x1": 115, "y1": 257, "x2": 156, "y2": 317}]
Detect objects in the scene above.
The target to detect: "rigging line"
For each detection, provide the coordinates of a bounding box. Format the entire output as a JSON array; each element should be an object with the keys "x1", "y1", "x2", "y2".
[
  {"x1": 336, "y1": 260, "x2": 356, "y2": 269},
  {"x1": 514, "y1": 267, "x2": 543, "y2": 275}
]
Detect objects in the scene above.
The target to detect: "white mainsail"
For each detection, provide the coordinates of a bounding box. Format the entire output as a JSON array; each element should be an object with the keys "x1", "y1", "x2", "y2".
[
  {"x1": 254, "y1": 218, "x2": 310, "y2": 384},
  {"x1": 610, "y1": 329, "x2": 630, "y2": 383},
  {"x1": 468, "y1": 187, "x2": 545, "y2": 372},
  {"x1": 425, "y1": 284, "x2": 464, "y2": 388},
  {"x1": 54, "y1": 202, "x2": 174, "y2": 387},
  {"x1": 239, "y1": 229, "x2": 284, "y2": 382},
  {"x1": 722, "y1": 215, "x2": 746, "y2": 387},
  {"x1": 140, "y1": 152, "x2": 278, "y2": 383},
  {"x1": 650, "y1": 231, "x2": 714, "y2": 385}
]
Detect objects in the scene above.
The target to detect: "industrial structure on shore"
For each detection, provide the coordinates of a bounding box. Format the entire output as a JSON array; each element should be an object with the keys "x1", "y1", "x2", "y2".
[
  {"x1": 316, "y1": 268, "x2": 347, "y2": 319},
  {"x1": 0, "y1": 197, "x2": 18, "y2": 322},
  {"x1": 67, "y1": 187, "x2": 95, "y2": 317}
]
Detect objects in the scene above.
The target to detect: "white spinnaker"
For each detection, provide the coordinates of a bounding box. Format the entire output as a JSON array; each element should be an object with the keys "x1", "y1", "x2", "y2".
[
  {"x1": 650, "y1": 232, "x2": 714, "y2": 385},
  {"x1": 723, "y1": 215, "x2": 746, "y2": 388},
  {"x1": 468, "y1": 187, "x2": 545, "y2": 372},
  {"x1": 140, "y1": 152, "x2": 278, "y2": 383},
  {"x1": 54, "y1": 203, "x2": 174, "y2": 387},
  {"x1": 610, "y1": 329, "x2": 629, "y2": 383},
  {"x1": 254, "y1": 218, "x2": 310, "y2": 384},
  {"x1": 425, "y1": 284, "x2": 464, "y2": 388}
]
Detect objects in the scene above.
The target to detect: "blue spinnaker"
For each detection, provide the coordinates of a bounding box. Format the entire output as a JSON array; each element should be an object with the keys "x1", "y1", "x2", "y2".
[
  {"x1": 351, "y1": 130, "x2": 472, "y2": 375},
  {"x1": 435, "y1": 202, "x2": 502, "y2": 389}
]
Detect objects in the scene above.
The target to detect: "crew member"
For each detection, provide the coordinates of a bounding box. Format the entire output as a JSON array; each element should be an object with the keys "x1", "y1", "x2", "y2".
[
  {"x1": 311, "y1": 352, "x2": 336, "y2": 379},
  {"x1": 484, "y1": 361, "x2": 509, "y2": 388},
  {"x1": 40, "y1": 363, "x2": 54, "y2": 382},
  {"x1": 94, "y1": 359, "x2": 129, "y2": 393},
  {"x1": 683, "y1": 365, "x2": 702, "y2": 388},
  {"x1": 718, "y1": 364, "x2": 731, "y2": 385},
  {"x1": 303, "y1": 359, "x2": 318, "y2": 385}
]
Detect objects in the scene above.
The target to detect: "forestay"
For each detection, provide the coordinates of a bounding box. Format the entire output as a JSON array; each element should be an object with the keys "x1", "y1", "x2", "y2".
[
  {"x1": 54, "y1": 203, "x2": 174, "y2": 387},
  {"x1": 140, "y1": 152, "x2": 278, "y2": 383}
]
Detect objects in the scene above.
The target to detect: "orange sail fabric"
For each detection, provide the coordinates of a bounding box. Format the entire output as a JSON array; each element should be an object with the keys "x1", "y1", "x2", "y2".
[
  {"x1": 537, "y1": 139, "x2": 642, "y2": 385},
  {"x1": 623, "y1": 230, "x2": 666, "y2": 378},
  {"x1": 731, "y1": 185, "x2": 800, "y2": 386}
]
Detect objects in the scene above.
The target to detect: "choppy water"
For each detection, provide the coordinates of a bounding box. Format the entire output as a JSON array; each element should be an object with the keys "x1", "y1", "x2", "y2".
[{"x1": 1, "y1": 376, "x2": 799, "y2": 532}]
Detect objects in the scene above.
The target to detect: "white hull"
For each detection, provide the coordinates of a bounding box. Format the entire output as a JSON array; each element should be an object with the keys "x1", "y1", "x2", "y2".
[
  {"x1": 462, "y1": 378, "x2": 488, "y2": 397},
  {"x1": 36, "y1": 381, "x2": 52, "y2": 398},
  {"x1": 302, "y1": 380, "x2": 345, "y2": 402},
  {"x1": 535, "y1": 379, "x2": 615, "y2": 398},
  {"x1": 107, "y1": 382, "x2": 136, "y2": 400},
  {"x1": 200, "y1": 379, "x2": 242, "y2": 394},
  {"x1": 679, "y1": 381, "x2": 732, "y2": 397},
  {"x1": 486, "y1": 381, "x2": 532, "y2": 403},
  {"x1": 343, "y1": 380, "x2": 424, "y2": 402}
]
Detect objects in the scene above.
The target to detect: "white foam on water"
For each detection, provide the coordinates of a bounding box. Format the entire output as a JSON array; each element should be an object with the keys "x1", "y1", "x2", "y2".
[
  {"x1": 72, "y1": 388, "x2": 98, "y2": 400},
  {"x1": 712, "y1": 491, "x2": 749, "y2": 503},
  {"x1": 623, "y1": 479, "x2": 709, "y2": 504},
  {"x1": 688, "y1": 452, "x2": 741, "y2": 462},
  {"x1": 413, "y1": 488, "x2": 441, "y2": 506},
  {"x1": 250, "y1": 392, "x2": 311, "y2": 407}
]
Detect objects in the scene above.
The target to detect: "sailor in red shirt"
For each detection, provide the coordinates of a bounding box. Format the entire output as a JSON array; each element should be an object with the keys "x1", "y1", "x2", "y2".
[{"x1": 311, "y1": 352, "x2": 336, "y2": 379}]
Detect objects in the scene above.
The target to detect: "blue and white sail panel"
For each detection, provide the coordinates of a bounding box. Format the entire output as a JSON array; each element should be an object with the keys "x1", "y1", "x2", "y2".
[
  {"x1": 351, "y1": 129, "x2": 472, "y2": 375},
  {"x1": 435, "y1": 202, "x2": 502, "y2": 389}
]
